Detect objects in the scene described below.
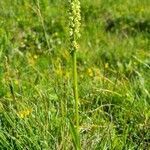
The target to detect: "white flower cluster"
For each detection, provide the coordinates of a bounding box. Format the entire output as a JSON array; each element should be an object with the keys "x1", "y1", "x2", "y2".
[{"x1": 69, "y1": 0, "x2": 81, "y2": 51}]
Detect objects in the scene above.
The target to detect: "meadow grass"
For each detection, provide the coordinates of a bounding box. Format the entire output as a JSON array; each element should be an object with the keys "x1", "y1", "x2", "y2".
[{"x1": 0, "y1": 0, "x2": 150, "y2": 149}]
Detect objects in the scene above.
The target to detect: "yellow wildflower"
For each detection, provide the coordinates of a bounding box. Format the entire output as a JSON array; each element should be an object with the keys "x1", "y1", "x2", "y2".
[
  {"x1": 87, "y1": 68, "x2": 93, "y2": 77},
  {"x1": 17, "y1": 109, "x2": 32, "y2": 119}
]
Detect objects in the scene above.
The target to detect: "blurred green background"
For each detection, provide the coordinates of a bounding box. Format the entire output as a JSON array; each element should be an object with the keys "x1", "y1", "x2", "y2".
[{"x1": 0, "y1": 0, "x2": 150, "y2": 149}]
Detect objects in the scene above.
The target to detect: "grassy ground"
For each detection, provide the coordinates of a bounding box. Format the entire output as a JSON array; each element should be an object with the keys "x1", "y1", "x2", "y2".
[{"x1": 0, "y1": 0, "x2": 150, "y2": 149}]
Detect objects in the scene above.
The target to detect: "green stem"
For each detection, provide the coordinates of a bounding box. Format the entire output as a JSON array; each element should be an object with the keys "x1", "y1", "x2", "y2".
[
  {"x1": 72, "y1": 49, "x2": 80, "y2": 149},
  {"x1": 73, "y1": 50, "x2": 79, "y2": 129}
]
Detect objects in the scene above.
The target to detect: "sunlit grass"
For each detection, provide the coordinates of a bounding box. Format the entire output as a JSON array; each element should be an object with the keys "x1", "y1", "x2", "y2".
[{"x1": 0, "y1": 0, "x2": 149, "y2": 149}]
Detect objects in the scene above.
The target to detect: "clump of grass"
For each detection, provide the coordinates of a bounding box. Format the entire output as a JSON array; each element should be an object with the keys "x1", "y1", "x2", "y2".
[
  {"x1": 68, "y1": 0, "x2": 81, "y2": 149},
  {"x1": 0, "y1": 0, "x2": 150, "y2": 149}
]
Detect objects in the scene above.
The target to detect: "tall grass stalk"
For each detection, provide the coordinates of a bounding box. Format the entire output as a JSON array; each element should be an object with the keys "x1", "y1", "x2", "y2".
[
  {"x1": 69, "y1": 0, "x2": 81, "y2": 149},
  {"x1": 36, "y1": 0, "x2": 51, "y2": 52}
]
